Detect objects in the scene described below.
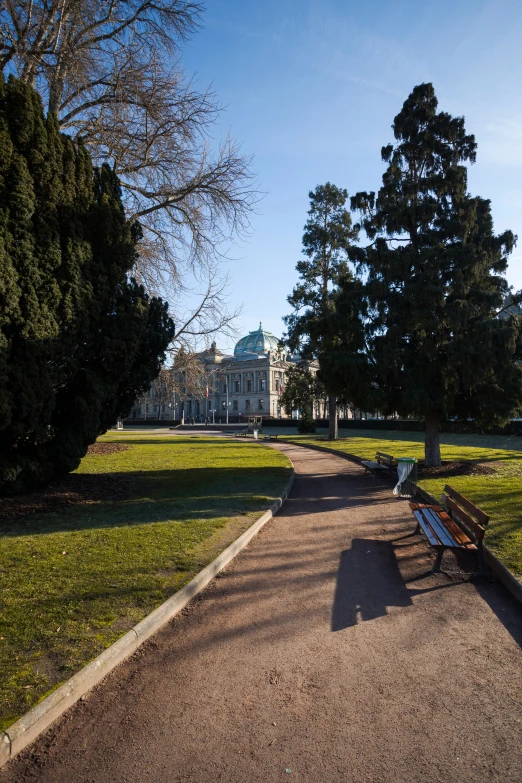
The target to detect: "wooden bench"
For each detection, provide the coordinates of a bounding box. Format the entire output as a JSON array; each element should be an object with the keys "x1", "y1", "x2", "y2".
[
  {"x1": 233, "y1": 429, "x2": 248, "y2": 437},
  {"x1": 361, "y1": 451, "x2": 395, "y2": 477},
  {"x1": 409, "y1": 484, "x2": 489, "y2": 573},
  {"x1": 263, "y1": 434, "x2": 278, "y2": 441}
]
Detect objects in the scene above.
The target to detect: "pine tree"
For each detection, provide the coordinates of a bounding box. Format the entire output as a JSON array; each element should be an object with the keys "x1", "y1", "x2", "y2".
[
  {"x1": 280, "y1": 364, "x2": 324, "y2": 433},
  {"x1": 0, "y1": 74, "x2": 174, "y2": 493},
  {"x1": 284, "y1": 183, "x2": 358, "y2": 439},
  {"x1": 350, "y1": 83, "x2": 522, "y2": 466}
]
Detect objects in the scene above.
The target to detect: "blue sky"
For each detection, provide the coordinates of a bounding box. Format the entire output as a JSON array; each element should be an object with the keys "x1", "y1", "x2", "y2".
[{"x1": 183, "y1": 0, "x2": 522, "y2": 348}]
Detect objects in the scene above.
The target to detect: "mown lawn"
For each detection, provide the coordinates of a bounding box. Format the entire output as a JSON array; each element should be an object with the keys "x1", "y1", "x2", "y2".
[
  {"x1": 0, "y1": 435, "x2": 291, "y2": 730},
  {"x1": 286, "y1": 430, "x2": 522, "y2": 579}
]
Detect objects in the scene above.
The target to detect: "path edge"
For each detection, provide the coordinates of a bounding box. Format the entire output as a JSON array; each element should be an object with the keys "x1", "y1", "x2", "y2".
[
  {"x1": 281, "y1": 438, "x2": 522, "y2": 604},
  {"x1": 0, "y1": 469, "x2": 295, "y2": 770}
]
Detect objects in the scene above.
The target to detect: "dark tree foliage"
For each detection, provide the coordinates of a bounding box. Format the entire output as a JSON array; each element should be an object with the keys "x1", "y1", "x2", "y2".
[
  {"x1": 317, "y1": 276, "x2": 372, "y2": 409},
  {"x1": 280, "y1": 364, "x2": 324, "y2": 433},
  {"x1": 0, "y1": 74, "x2": 174, "y2": 494},
  {"x1": 350, "y1": 83, "x2": 522, "y2": 466},
  {"x1": 284, "y1": 183, "x2": 358, "y2": 440}
]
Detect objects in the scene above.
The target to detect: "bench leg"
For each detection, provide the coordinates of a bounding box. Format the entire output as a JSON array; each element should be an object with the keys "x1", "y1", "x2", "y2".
[
  {"x1": 478, "y1": 543, "x2": 489, "y2": 574},
  {"x1": 431, "y1": 548, "x2": 445, "y2": 573}
]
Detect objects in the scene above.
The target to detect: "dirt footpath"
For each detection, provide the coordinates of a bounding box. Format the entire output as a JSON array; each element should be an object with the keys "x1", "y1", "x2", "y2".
[{"x1": 3, "y1": 443, "x2": 522, "y2": 783}]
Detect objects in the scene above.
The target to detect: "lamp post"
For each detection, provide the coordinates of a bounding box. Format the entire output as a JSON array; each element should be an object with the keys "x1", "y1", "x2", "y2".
[{"x1": 226, "y1": 380, "x2": 229, "y2": 424}]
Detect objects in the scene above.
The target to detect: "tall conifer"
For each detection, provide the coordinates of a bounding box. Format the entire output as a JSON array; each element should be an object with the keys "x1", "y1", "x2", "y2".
[
  {"x1": 0, "y1": 74, "x2": 174, "y2": 493},
  {"x1": 285, "y1": 183, "x2": 358, "y2": 440},
  {"x1": 350, "y1": 83, "x2": 522, "y2": 466}
]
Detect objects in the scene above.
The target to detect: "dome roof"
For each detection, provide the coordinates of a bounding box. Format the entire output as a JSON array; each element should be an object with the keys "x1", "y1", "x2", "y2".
[{"x1": 234, "y1": 323, "x2": 280, "y2": 357}]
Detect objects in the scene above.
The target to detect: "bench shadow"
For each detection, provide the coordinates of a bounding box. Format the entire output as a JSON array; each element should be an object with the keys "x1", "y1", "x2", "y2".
[
  {"x1": 332, "y1": 538, "x2": 414, "y2": 630},
  {"x1": 331, "y1": 537, "x2": 522, "y2": 652}
]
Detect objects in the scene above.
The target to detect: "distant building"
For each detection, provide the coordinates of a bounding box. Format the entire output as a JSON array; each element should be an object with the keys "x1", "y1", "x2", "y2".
[{"x1": 128, "y1": 323, "x2": 319, "y2": 422}]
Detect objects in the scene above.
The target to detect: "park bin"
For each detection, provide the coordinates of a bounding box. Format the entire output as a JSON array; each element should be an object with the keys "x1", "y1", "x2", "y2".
[{"x1": 393, "y1": 458, "x2": 418, "y2": 498}]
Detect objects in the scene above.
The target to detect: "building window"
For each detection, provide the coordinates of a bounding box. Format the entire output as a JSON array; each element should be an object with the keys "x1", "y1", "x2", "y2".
[
  {"x1": 245, "y1": 400, "x2": 251, "y2": 411},
  {"x1": 234, "y1": 380, "x2": 240, "y2": 393},
  {"x1": 233, "y1": 400, "x2": 238, "y2": 410},
  {"x1": 258, "y1": 399, "x2": 264, "y2": 410},
  {"x1": 259, "y1": 379, "x2": 266, "y2": 391},
  {"x1": 246, "y1": 380, "x2": 253, "y2": 392}
]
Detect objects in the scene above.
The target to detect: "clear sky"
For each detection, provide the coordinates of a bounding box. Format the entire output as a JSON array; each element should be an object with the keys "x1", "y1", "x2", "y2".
[{"x1": 182, "y1": 0, "x2": 522, "y2": 348}]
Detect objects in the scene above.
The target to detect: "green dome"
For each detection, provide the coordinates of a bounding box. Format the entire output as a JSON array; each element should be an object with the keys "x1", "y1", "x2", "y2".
[{"x1": 234, "y1": 323, "x2": 280, "y2": 356}]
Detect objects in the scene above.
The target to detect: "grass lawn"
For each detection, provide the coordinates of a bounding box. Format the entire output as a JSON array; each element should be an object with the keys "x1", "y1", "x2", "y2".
[
  {"x1": 0, "y1": 435, "x2": 291, "y2": 731},
  {"x1": 285, "y1": 429, "x2": 522, "y2": 580}
]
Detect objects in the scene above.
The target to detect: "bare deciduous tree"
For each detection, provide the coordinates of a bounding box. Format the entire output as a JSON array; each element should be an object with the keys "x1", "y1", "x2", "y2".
[{"x1": 1, "y1": 0, "x2": 255, "y2": 334}]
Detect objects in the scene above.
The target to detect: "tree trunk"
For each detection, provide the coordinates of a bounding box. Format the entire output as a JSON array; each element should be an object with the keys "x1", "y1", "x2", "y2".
[
  {"x1": 425, "y1": 412, "x2": 441, "y2": 467},
  {"x1": 328, "y1": 393, "x2": 338, "y2": 440}
]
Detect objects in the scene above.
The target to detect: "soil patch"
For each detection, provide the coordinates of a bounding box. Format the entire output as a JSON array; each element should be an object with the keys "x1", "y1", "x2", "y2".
[
  {"x1": 0, "y1": 472, "x2": 136, "y2": 523},
  {"x1": 418, "y1": 459, "x2": 496, "y2": 479},
  {"x1": 86, "y1": 443, "x2": 129, "y2": 456}
]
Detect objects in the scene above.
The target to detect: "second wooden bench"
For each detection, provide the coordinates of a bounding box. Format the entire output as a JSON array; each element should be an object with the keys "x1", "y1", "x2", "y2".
[{"x1": 361, "y1": 451, "x2": 396, "y2": 477}]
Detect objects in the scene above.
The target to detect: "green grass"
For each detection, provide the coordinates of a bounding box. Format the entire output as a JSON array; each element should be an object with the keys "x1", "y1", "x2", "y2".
[
  {"x1": 285, "y1": 429, "x2": 522, "y2": 580},
  {"x1": 0, "y1": 436, "x2": 291, "y2": 730}
]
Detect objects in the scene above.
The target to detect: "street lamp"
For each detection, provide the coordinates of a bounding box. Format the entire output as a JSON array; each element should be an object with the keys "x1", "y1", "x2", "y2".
[{"x1": 226, "y1": 380, "x2": 229, "y2": 424}]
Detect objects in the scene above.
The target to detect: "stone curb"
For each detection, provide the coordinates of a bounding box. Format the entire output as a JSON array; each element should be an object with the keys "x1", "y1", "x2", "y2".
[
  {"x1": 282, "y1": 439, "x2": 522, "y2": 606},
  {"x1": 0, "y1": 470, "x2": 295, "y2": 770}
]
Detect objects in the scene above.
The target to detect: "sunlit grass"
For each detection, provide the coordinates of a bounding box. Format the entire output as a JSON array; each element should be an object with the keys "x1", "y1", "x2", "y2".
[{"x1": 0, "y1": 436, "x2": 291, "y2": 730}]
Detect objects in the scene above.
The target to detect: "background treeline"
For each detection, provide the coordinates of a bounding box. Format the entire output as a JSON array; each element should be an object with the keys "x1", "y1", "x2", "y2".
[{"x1": 0, "y1": 75, "x2": 173, "y2": 494}]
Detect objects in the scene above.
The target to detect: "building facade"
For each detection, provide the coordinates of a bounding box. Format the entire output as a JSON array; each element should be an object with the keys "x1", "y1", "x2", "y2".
[{"x1": 128, "y1": 323, "x2": 309, "y2": 422}]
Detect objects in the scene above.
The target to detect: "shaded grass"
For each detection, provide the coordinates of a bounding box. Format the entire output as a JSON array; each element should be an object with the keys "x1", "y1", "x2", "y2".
[
  {"x1": 285, "y1": 430, "x2": 522, "y2": 580},
  {"x1": 0, "y1": 436, "x2": 291, "y2": 730}
]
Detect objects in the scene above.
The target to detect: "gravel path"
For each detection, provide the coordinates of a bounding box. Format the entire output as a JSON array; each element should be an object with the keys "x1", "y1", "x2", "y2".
[{"x1": 4, "y1": 442, "x2": 522, "y2": 783}]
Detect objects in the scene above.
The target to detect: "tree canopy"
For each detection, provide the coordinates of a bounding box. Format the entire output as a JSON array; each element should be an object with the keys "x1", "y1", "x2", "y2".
[
  {"x1": 284, "y1": 183, "x2": 358, "y2": 439},
  {"x1": 348, "y1": 82, "x2": 522, "y2": 465},
  {"x1": 0, "y1": 74, "x2": 174, "y2": 494},
  {"x1": 280, "y1": 364, "x2": 324, "y2": 433},
  {"x1": 0, "y1": 1, "x2": 256, "y2": 344}
]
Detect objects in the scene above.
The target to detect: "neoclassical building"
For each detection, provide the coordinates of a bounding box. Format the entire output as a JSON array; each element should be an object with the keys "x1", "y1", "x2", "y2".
[{"x1": 128, "y1": 323, "x2": 309, "y2": 422}]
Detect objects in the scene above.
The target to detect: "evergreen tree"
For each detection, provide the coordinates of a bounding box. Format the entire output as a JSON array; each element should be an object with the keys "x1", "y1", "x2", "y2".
[
  {"x1": 350, "y1": 83, "x2": 522, "y2": 466},
  {"x1": 284, "y1": 183, "x2": 358, "y2": 440},
  {"x1": 0, "y1": 74, "x2": 174, "y2": 494},
  {"x1": 280, "y1": 364, "x2": 324, "y2": 433}
]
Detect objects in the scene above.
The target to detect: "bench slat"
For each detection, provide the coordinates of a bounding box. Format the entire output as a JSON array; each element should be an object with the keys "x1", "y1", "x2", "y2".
[
  {"x1": 421, "y1": 507, "x2": 459, "y2": 548},
  {"x1": 435, "y1": 509, "x2": 474, "y2": 547},
  {"x1": 443, "y1": 496, "x2": 486, "y2": 543},
  {"x1": 444, "y1": 484, "x2": 489, "y2": 526},
  {"x1": 412, "y1": 509, "x2": 440, "y2": 548}
]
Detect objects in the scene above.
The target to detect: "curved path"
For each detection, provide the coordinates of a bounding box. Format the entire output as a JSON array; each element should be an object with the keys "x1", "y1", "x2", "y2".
[{"x1": 4, "y1": 443, "x2": 522, "y2": 782}]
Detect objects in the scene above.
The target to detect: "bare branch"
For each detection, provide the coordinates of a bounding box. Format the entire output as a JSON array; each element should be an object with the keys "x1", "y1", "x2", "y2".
[{"x1": 1, "y1": 0, "x2": 257, "y2": 345}]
